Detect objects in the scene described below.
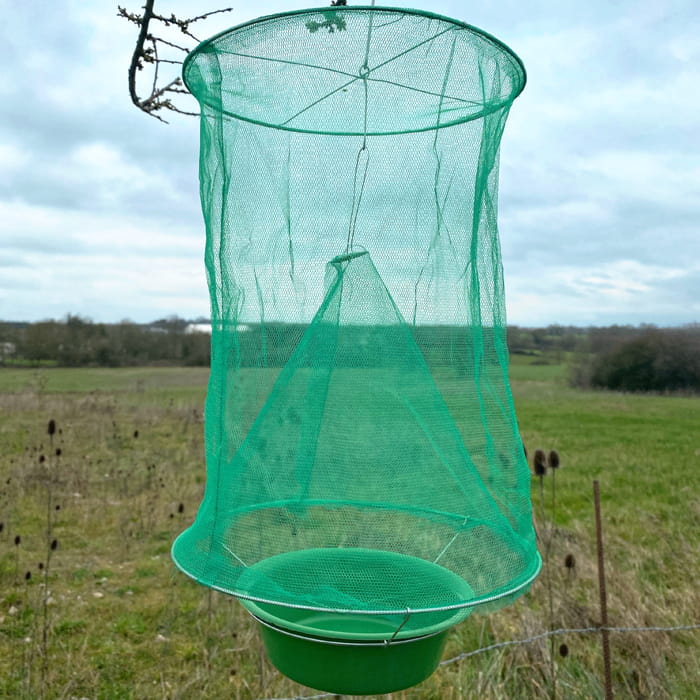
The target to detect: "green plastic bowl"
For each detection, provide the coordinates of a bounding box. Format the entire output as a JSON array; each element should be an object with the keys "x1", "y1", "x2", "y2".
[
  {"x1": 252, "y1": 612, "x2": 452, "y2": 695},
  {"x1": 239, "y1": 548, "x2": 474, "y2": 694}
]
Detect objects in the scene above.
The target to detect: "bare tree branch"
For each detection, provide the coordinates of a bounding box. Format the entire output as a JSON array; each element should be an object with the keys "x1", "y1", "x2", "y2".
[
  {"x1": 123, "y1": 0, "x2": 156, "y2": 112},
  {"x1": 141, "y1": 77, "x2": 199, "y2": 118},
  {"x1": 119, "y1": 1, "x2": 233, "y2": 122}
]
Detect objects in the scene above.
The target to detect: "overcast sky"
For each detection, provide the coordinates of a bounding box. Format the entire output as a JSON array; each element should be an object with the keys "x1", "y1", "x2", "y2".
[{"x1": 2, "y1": 0, "x2": 699, "y2": 326}]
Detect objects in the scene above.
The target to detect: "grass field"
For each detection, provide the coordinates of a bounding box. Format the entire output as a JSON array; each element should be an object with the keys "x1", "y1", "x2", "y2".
[{"x1": 0, "y1": 360, "x2": 698, "y2": 699}]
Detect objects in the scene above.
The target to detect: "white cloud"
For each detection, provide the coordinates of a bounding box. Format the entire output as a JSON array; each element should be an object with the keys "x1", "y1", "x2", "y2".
[
  {"x1": 503, "y1": 199, "x2": 611, "y2": 231},
  {"x1": 0, "y1": 143, "x2": 29, "y2": 171},
  {"x1": 0, "y1": 199, "x2": 206, "y2": 322},
  {"x1": 61, "y1": 142, "x2": 180, "y2": 211},
  {"x1": 505, "y1": 258, "x2": 697, "y2": 326},
  {"x1": 577, "y1": 149, "x2": 700, "y2": 207},
  {"x1": 1, "y1": 0, "x2": 699, "y2": 325}
]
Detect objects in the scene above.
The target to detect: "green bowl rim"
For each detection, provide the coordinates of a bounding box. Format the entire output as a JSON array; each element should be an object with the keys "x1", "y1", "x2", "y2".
[
  {"x1": 249, "y1": 611, "x2": 449, "y2": 646},
  {"x1": 237, "y1": 547, "x2": 474, "y2": 639}
]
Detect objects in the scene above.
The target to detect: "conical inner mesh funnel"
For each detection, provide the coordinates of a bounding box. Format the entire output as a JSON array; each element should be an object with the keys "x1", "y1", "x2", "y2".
[
  {"x1": 172, "y1": 6, "x2": 540, "y2": 632},
  {"x1": 174, "y1": 250, "x2": 538, "y2": 627}
]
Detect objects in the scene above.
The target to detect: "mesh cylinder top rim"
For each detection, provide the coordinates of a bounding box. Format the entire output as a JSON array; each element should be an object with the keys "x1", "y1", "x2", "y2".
[{"x1": 182, "y1": 6, "x2": 526, "y2": 136}]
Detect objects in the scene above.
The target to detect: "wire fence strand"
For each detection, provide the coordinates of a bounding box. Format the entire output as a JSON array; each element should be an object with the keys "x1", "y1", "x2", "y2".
[
  {"x1": 440, "y1": 623, "x2": 700, "y2": 665},
  {"x1": 261, "y1": 622, "x2": 700, "y2": 700}
]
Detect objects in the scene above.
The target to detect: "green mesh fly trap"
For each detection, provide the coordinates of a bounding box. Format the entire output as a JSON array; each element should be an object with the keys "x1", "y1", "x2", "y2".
[{"x1": 172, "y1": 6, "x2": 540, "y2": 693}]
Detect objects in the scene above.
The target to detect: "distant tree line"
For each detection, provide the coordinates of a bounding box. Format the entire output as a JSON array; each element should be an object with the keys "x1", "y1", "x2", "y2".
[
  {"x1": 571, "y1": 325, "x2": 700, "y2": 393},
  {"x1": 2, "y1": 316, "x2": 699, "y2": 392},
  {"x1": 507, "y1": 325, "x2": 586, "y2": 358},
  {"x1": 0, "y1": 317, "x2": 584, "y2": 370},
  {"x1": 0, "y1": 315, "x2": 210, "y2": 367}
]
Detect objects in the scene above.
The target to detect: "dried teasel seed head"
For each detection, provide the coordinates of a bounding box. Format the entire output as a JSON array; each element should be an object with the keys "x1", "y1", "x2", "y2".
[
  {"x1": 177, "y1": 503, "x2": 184, "y2": 514},
  {"x1": 50, "y1": 539, "x2": 58, "y2": 551},
  {"x1": 133, "y1": 430, "x2": 139, "y2": 439},
  {"x1": 0, "y1": 522, "x2": 4, "y2": 533},
  {"x1": 55, "y1": 448, "x2": 62, "y2": 457},
  {"x1": 48, "y1": 419, "x2": 56, "y2": 436},
  {"x1": 548, "y1": 450, "x2": 560, "y2": 469},
  {"x1": 559, "y1": 643, "x2": 569, "y2": 658},
  {"x1": 55, "y1": 504, "x2": 61, "y2": 511},
  {"x1": 25, "y1": 571, "x2": 32, "y2": 581},
  {"x1": 14, "y1": 534, "x2": 21, "y2": 546},
  {"x1": 38, "y1": 562, "x2": 44, "y2": 570},
  {"x1": 39, "y1": 454, "x2": 45, "y2": 464},
  {"x1": 533, "y1": 449, "x2": 547, "y2": 476},
  {"x1": 564, "y1": 553, "x2": 576, "y2": 569}
]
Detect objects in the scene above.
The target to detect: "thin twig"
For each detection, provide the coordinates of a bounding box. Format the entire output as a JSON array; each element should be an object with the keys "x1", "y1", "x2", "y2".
[
  {"x1": 149, "y1": 34, "x2": 189, "y2": 52},
  {"x1": 150, "y1": 38, "x2": 159, "y2": 102},
  {"x1": 150, "y1": 8, "x2": 233, "y2": 42}
]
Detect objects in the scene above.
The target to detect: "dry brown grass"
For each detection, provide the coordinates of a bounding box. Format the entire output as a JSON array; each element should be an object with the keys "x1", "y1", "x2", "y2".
[{"x1": 0, "y1": 367, "x2": 698, "y2": 698}]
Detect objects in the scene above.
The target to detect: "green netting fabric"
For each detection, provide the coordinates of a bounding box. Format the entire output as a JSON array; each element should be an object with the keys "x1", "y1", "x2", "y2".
[{"x1": 172, "y1": 6, "x2": 540, "y2": 634}]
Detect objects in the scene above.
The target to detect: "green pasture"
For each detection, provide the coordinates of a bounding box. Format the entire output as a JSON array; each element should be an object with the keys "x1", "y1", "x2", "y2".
[{"x1": 0, "y1": 363, "x2": 698, "y2": 698}]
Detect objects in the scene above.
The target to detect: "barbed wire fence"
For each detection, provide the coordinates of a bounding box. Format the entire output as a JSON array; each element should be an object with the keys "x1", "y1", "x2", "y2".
[
  {"x1": 261, "y1": 622, "x2": 700, "y2": 700},
  {"x1": 260, "y1": 479, "x2": 698, "y2": 700}
]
